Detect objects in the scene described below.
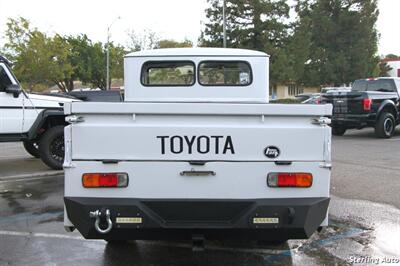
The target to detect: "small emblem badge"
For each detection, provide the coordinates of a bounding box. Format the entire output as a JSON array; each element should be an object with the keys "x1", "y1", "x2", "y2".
[{"x1": 264, "y1": 146, "x2": 280, "y2": 158}]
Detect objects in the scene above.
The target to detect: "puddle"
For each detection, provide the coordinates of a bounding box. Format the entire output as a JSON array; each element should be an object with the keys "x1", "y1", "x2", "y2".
[{"x1": 373, "y1": 221, "x2": 400, "y2": 256}]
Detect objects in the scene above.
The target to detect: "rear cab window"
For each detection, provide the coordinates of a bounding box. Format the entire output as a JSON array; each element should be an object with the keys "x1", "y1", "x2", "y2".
[
  {"x1": 141, "y1": 61, "x2": 195, "y2": 86},
  {"x1": 352, "y1": 79, "x2": 396, "y2": 92},
  {"x1": 198, "y1": 61, "x2": 252, "y2": 86}
]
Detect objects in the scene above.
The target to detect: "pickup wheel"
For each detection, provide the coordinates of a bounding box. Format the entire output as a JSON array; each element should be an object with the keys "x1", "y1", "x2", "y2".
[
  {"x1": 39, "y1": 125, "x2": 65, "y2": 170},
  {"x1": 375, "y1": 112, "x2": 395, "y2": 138},
  {"x1": 23, "y1": 140, "x2": 40, "y2": 158},
  {"x1": 332, "y1": 126, "x2": 346, "y2": 136}
]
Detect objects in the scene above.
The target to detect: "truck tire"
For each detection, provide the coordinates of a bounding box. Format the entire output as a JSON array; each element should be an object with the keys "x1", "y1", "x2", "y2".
[
  {"x1": 23, "y1": 140, "x2": 40, "y2": 158},
  {"x1": 39, "y1": 125, "x2": 65, "y2": 170},
  {"x1": 375, "y1": 112, "x2": 395, "y2": 138},
  {"x1": 332, "y1": 126, "x2": 346, "y2": 136}
]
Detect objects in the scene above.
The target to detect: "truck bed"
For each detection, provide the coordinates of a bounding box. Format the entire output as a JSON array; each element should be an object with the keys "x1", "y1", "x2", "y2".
[{"x1": 64, "y1": 102, "x2": 332, "y2": 162}]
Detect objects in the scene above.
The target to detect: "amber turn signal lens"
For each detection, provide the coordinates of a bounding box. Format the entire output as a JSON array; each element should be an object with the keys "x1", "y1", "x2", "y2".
[
  {"x1": 267, "y1": 173, "x2": 313, "y2": 188},
  {"x1": 82, "y1": 173, "x2": 128, "y2": 188}
]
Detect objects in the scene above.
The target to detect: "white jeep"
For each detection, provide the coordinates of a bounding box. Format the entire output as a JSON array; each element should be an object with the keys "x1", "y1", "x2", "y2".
[
  {"x1": 0, "y1": 56, "x2": 77, "y2": 169},
  {"x1": 0, "y1": 56, "x2": 122, "y2": 169},
  {"x1": 63, "y1": 48, "x2": 332, "y2": 245}
]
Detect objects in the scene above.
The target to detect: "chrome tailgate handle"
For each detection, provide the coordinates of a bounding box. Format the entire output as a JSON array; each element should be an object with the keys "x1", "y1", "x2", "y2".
[{"x1": 180, "y1": 169, "x2": 216, "y2": 176}]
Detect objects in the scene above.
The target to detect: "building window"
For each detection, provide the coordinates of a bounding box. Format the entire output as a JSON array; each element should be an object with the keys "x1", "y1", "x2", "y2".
[
  {"x1": 288, "y1": 84, "x2": 303, "y2": 96},
  {"x1": 141, "y1": 61, "x2": 195, "y2": 86},
  {"x1": 198, "y1": 61, "x2": 252, "y2": 86}
]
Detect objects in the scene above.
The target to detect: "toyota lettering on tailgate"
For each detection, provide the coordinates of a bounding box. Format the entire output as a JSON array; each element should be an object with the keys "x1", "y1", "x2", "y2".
[{"x1": 156, "y1": 136, "x2": 235, "y2": 155}]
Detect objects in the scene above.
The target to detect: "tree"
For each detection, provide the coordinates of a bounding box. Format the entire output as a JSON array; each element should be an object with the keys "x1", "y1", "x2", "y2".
[
  {"x1": 296, "y1": 0, "x2": 379, "y2": 86},
  {"x1": 199, "y1": 0, "x2": 291, "y2": 87},
  {"x1": 109, "y1": 44, "x2": 125, "y2": 79},
  {"x1": 65, "y1": 35, "x2": 94, "y2": 90},
  {"x1": 66, "y1": 35, "x2": 125, "y2": 89},
  {"x1": 3, "y1": 17, "x2": 74, "y2": 91},
  {"x1": 385, "y1": 54, "x2": 399, "y2": 59},
  {"x1": 377, "y1": 61, "x2": 392, "y2": 77},
  {"x1": 3, "y1": 18, "x2": 125, "y2": 91},
  {"x1": 126, "y1": 29, "x2": 160, "y2": 51},
  {"x1": 156, "y1": 39, "x2": 193, "y2": 49}
]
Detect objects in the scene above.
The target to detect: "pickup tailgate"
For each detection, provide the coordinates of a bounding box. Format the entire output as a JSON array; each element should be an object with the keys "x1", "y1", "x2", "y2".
[
  {"x1": 323, "y1": 91, "x2": 365, "y2": 116},
  {"x1": 64, "y1": 102, "x2": 332, "y2": 162}
]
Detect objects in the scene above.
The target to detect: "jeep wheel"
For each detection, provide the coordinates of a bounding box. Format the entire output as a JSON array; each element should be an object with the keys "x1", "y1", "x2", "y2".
[
  {"x1": 39, "y1": 125, "x2": 65, "y2": 170},
  {"x1": 23, "y1": 140, "x2": 40, "y2": 158},
  {"x1": 375, "y1": 112, "x2": 395, "y2": 138},
  {"x1": 332, "y1": 126, "x2": 346, "y2": 136}
]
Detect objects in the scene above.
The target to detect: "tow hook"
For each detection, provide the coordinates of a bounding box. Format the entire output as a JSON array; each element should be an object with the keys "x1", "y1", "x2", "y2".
[{"x1": 89, "y1": 209, "x2": 113, "y2": 234}]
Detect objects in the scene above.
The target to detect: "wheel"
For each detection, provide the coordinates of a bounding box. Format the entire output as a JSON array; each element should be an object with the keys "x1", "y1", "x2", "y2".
[
  {"x1": 332, "y1": 126, "x2": 346, "y2": 136},
  {"x1": 375, "y1": 112, "x2": 395, "y2": 138},
  {"x1": 38, "y1": 125, "x2": 65, "y2": 170},
  {"x1": 23, "y1": 140, "x2": 40, "y2": 158}
]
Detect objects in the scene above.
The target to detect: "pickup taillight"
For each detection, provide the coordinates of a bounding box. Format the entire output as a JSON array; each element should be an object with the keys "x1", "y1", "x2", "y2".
[
  {"x1": 267, "y1": 173, "x2": 313, "y2": 188},
  {"x1": 363, "y1": 98, "x2": 373, "y2": 111},
  {"x1": 82, "y1": 173, "x2": 128, "y2": 188}
]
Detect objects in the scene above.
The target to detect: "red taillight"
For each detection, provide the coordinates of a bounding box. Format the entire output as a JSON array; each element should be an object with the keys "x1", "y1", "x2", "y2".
[
  {"x1": 363, "y1": 98, "x2": 373, "y2": 111},
  {"x1": 82, "y1": 173, "x2": 128, "y2": 188},
  {"x1": 267, "y1": 173, "x2": 313, "y2": 188}
]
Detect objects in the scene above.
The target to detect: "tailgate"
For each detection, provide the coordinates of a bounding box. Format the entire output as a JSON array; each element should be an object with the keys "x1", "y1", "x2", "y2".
[
  {"x1": 64, "y1": 102, "x2": 332, "y2": 162},
  {"x1": 323, "y1": 92, "x2": 365, "y2": 116}
]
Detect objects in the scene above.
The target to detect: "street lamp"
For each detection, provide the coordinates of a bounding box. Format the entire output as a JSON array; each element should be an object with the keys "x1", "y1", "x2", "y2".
[
  {"x1": 106, "y1": 16, "x2": 121, "y2": 90},
  {"x1": 223, "y1": 0, "x2": 227, "y2": 48}
]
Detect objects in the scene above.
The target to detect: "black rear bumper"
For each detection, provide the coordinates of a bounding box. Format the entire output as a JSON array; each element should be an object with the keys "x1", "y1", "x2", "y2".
[
  {"x1": 332, "y1": 113, "x2": 376, "y2": 128},
  {"x1": 64, "y1": 197, "x2": 329, "y2": 241}
]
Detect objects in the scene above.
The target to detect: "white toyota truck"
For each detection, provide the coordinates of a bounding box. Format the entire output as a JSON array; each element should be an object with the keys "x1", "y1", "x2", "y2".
[{"x1": 63, "y1": 48, "x2": 332, "y2": 246}]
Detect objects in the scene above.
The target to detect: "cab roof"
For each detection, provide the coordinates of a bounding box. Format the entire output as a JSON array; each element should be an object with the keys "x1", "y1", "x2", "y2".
[{"x1": 125, "y1": 48, "x2": 269, "y2": 58}]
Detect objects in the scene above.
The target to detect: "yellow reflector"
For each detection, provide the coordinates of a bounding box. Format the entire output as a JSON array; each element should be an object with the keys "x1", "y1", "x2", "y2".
[
  {"x1": 253, "y1": 217, "x2": 279, "y2": 224},
  {"x1": 116, "y1": 217, "x2": 142, "y2": 224}
]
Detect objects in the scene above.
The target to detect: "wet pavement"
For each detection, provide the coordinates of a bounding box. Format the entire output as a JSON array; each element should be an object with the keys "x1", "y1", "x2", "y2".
[
  {"x1": 0, "y1": 175, "x2": 399, "y2": 266},
  {"x1": 0, "y1": 142, "x2": 62, "y2": 179},
  {"x1": 0, "y1": 129, "x2": 400, "y2": 265}
]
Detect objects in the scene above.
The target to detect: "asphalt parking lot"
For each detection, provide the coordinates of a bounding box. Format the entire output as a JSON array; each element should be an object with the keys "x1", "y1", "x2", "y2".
[{"x1": 0, "y1": 128, "x2": 399, "y2": 266}]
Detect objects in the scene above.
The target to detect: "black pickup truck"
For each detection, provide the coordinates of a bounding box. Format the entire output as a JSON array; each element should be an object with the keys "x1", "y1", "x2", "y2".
[{"x1": 323, "y1": 78, "x2": 400, "y2": 138}]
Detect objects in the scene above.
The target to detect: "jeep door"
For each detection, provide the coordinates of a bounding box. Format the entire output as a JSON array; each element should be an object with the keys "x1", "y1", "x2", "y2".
[{"x1": 0, "y1": 63, "x2": 24, "y2": 134}]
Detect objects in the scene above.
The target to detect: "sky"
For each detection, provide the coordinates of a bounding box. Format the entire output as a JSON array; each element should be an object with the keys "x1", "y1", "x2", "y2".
[{"x1": 0, "y1": 0, "x2": 398, "y2": 56}]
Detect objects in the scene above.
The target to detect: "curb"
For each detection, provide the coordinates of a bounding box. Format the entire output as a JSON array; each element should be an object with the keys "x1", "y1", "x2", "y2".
[{"x1": 0, "y1": 171, "x2": 64, "y2": 182}]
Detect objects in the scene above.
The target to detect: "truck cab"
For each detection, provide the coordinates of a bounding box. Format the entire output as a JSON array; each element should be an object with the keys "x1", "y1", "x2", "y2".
[{"x1": 63, "y1": 48, "x2": 332, "y2": 245}]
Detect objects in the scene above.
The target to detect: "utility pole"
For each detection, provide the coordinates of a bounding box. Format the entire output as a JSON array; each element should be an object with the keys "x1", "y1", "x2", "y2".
[
  {"x1": 106, "y1": 16, "x2": 121, "y2": 90},
  {"x1": 223, "y1": 0, "x2": 227, "y2": 48}
]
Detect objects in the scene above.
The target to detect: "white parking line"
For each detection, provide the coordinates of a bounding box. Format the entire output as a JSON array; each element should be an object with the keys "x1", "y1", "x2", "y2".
[
  {"x1": 0, "y1": 230, "x2": 88, "y2": 241},
  {"x1": 0, "y1": 173, "x2": 63, "y2": 183}
]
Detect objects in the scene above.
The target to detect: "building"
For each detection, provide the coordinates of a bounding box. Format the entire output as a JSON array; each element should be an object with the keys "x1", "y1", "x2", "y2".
[
  {"x1": 270, "y1": 84, "x2": 320, "y2": 100},
  {"x1": 382, "y1": 58, "x2": 400, "y2": 77}
]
